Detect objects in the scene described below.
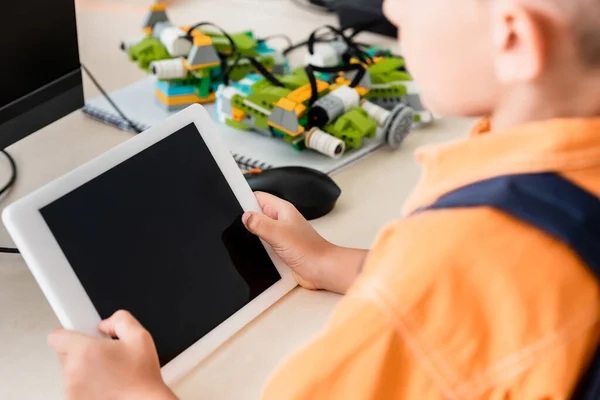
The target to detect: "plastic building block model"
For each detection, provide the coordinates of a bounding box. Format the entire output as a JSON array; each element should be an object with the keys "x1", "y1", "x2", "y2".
[
  {"x1": 121, "y1": 4, "x2": 289, "y2": 111},
  {"x1": 217, "y1": 49, "x2": 432, "y2": 159}
]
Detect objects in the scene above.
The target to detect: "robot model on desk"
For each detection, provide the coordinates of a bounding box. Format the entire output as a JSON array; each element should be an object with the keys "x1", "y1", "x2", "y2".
[
  {"x1": 120, "y1": 4, "x2": 289, "y2": 112},
  {"x1": 216, "y1": 39, "x2": 433, "y2": 160},
  {"x1": 120, "y1": 6, "x2": 432, "y2": 160}
]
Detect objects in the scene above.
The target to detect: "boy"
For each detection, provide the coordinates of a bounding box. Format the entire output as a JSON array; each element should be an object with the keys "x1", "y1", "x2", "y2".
[{"x1": 48, "y1": 0, "x2": 600, "y2": 398}]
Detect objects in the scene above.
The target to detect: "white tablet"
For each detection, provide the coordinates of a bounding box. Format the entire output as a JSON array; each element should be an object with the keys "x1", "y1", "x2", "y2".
[{"x1": 2, "y1": 104, "x2": 297, "y2": 384}]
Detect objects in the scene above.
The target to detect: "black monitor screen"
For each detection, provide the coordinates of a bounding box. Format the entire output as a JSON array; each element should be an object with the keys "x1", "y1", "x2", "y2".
[
  {"x1": 2, "y1": 4, "x2": 80, "y2": 107},
  {"x1": 0, "y1": 2, "x2": 83, "y2": 148},
  {"x1": 40, "y1": 123, "x2": 282, "y2": 366}
]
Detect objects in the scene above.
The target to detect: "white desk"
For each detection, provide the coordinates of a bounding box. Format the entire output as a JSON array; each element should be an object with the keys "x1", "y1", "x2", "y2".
[{"x1": 0, "y1": 1, "x2": 473, "y2": 398}]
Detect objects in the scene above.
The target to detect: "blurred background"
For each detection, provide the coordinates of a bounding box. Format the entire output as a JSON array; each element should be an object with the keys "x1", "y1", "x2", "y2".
[{"x1": 76, "y1": 0, "x2": 396, "y2": 100}]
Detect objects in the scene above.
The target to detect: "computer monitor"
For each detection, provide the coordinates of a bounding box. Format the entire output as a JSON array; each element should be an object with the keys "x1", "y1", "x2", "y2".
[{"x1": 0, "y1": 2, "x2": 84, "y2": 149}]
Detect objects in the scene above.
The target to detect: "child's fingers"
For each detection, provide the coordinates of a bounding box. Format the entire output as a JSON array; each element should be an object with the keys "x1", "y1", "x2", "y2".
[
  {"x1": 242, "y1": 212, "x2": 282, "y2": 245},
  {"x1": 48, "y1": 328, "x2": 93, "y2": 354},
  {"x1": 254, "y1": 192, "x2": 293, "y2": 218},
  {"x1": 98, "y1": 310, "x2": 146, "y2": 342}
]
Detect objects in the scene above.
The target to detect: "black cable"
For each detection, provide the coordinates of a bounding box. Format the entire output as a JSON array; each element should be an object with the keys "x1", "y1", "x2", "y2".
[
  {"x1": 184, "y1": 22, "x2": 244, "y2": 89},
  {"x1": 81, "y1": 64, "x2": 143, "y2": 134},
  {"x1": 305, "y1": 65, "x2": 320, "y2": 106},
  {"x1": 304, "y1": 63, "x2": 367, "y2": 105},
  {"x1": 307, "y1": 25, "x2": 345, "y2": 55},
  {"x1": 224, "y1": 55, "x2": 285, "y2": 87},
  {"x1": 283, "y1": 25, "x2": 352, "y2": 56},
  {"x1": 184, "y1": 23, "x2": 281, "y2": 88},
  {"x1": 184, "y1": 23, "x2": 238, "y2": 56},
  {"x1": 258, "y1": 34, "x2": 294, "y2": 50},
  {"x1": 0, "y1": 149, "x2": 19, "y2": 254},
  {"x1": 0, "y1": 150, "x2": 17, "y2": 198},
  {"x1": 81, "y1": 58, "x2": 271, "y2": 171},
  {"x1": 301, "y1": 24, "x2": 372, "y2": 105},
  {"x1": 288, "y1": 24, "x2": 373, "y2": 65}
]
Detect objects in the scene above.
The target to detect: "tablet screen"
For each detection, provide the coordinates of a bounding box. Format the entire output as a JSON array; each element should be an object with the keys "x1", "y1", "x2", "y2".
[{"x1": 40, "y1": 123, "x2": 281, "y2": 366}]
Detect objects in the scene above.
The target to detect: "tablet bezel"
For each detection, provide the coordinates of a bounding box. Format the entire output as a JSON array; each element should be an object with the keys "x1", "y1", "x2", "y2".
[{"x1": 2, "y1": 104, "x2": 297, "y2": 384}]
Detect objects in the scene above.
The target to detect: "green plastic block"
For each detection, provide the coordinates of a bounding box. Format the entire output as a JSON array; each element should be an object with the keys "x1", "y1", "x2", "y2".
[
  {"x1": 206, "y1": 31, "x2": 258, "y2": 58},
  {"x1": 189, "y1": 68, "x2": 212, "y2": 79},
  {"x1": 346, "y1": 108, "x2": 377, "y2": 138},
  {"x1": 229, "y1": 55, "x2": 274, "y2": 81},
  {"x1": 251, "y1": 67, "x2": 310, "y2": 92},
  {"x1": 271, "y1": 128, "x2": 286, "y2": 138},
  {"x1": 291, "y1": 136, "x2": 307, "y2": 151},
  {"x1": 247, "y1": 86, "x2": 290, "y2": 109},
  {"x1": 208, "y1": 35, "x2": 232, "y2": 53},
  {"x1": 254, "y1": 114, "x2": 270, "y2": 130},
  {"x1": 326, "y1": 122, "x2": 363, "y2": 149},
  {"x1": 384, "y1": 70, "x2": 413, "y2": 83},
  {"x1": 164, "y1": 77, "x2": 202, "y2": 87},
  {"x1": 324, "y1": 108, "x2": 377, "y2": 149},
  {"x1": 368, "y1": 58, "x2": 405, "y2": 80},
  {"x1": 128, "y1": 36, "x2": 171, "y2": 72},
  {"x1": 251, "y1": 78, "x2": 273, "y2": 92},
  {"x1": 225, "y1": 119, "x2": 252, "y2": 130},
  {"x1": 298, "y1": 114, "x2": 308, "y2": 129},
  {"x1": 193, "y1": 77, "x2": 212, "y2": 98},
  {"x1": 365, "y1": 84, "x2": 408, "y2": 99},
  {"x1": 278, "y1": 67, "x2": 309, "y2": 89},
  {"x1": 231, "y1": 32, "x2": 259, "y2": 55},
  {"x1": 368, "y1": 58, "x2": 413, "y2": 84},
  {"x1": 232, "y1": 94, "x2": 270, "y2": 130},
  {"x1": 283, "y1": 134, "x2": 296, "y2": 143}
]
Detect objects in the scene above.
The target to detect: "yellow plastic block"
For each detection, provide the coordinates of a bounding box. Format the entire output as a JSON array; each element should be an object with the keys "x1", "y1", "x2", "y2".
[
  {"x1": 349, "y1": 58, "x2": 370, "y2": 67},
  {"x1": 155, "y1": 89, "x2": 216, "y2": 106},
  {"x1": 183, "y1": 59, "x2": 221, "y2": 71},
  {"x1": 182, "y1": 28, "x2": 208, "y2": 40},
  {"x1": 276, "y1": 98, "x2": 297, "y2": 112},
  {"x1": 332, "y1": 79, "x2": 368, "y2": 96},
  {"x1": 267, "y1": 121, "x2": 305, "y2": 137},
  {"x1": 287, "y1": 81, "x2": 329, "y2": 104},
  {"x1": 273, "y1": 98, "x2": 305, "y2": 117},
  {"x1": 355, "y1": 87, "x2": 369, "y2": 96},
  {"x1": 294, "y1": 103, "x2": 307, "y2": 116},
  {"x1": 143, "y1": 27, "x2": 153, "y2": 35},
  {"x1": 150, "y1": 4, "x2": 167, "y2": 12},
  {"x1": 193, "y1": 34, "x2": 213, "y2": 47},
  {"x1": 232, "y1": 108, "x2": 246, "y2": 122},
  {"x1": 335, "y1": 77, "x2": 350, "y2": 86}
]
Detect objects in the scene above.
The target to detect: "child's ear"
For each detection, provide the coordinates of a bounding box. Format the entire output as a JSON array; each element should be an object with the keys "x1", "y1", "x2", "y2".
[{"x1": 491, "y1": 3, "x2": 545, "y2": 84}]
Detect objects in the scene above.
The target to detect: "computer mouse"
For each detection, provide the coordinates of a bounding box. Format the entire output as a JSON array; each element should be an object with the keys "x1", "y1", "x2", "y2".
[{"x1": 244, "y1": 166, "x2": 342, "y2": 220}]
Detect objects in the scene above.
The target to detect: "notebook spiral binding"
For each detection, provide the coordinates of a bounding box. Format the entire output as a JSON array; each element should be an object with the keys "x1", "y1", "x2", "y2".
[
  {"x1": 82, "y1": 105, "x2": 273, "y2": 171},
  {"x1": 231, "y1": 154, "x2": 273, "y2": 171},
  {"x1": 82, "y1": 105, "x2": 150, "y2": 133}
]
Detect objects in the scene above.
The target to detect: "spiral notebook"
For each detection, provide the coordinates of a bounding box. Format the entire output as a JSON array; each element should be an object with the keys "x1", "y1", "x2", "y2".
[{"x1": 83, "y1": 77, "x2": 386, "y2": 174}]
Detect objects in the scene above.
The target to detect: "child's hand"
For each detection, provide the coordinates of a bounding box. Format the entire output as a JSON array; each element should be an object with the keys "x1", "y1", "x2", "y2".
[
  {"x1": 48, "y1": 311, "x2": 177, "y2": 400},
  {"x1": 243, "y1": 192, "x2": 367, "y2": 294}
]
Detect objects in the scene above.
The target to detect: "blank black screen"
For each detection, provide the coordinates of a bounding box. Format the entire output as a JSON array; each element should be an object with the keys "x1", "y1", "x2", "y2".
[
  {"x1": 1, "y1": 2, "x2": 80, "y2": 107},
  {"x1": 40, "y1": 123, "x2": 281, "y2": 366}
]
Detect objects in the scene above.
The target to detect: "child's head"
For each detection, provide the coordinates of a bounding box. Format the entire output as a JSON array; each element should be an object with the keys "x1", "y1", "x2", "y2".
[{"x1": 383, "y1": 0, "x2": 600, "y2": 124}]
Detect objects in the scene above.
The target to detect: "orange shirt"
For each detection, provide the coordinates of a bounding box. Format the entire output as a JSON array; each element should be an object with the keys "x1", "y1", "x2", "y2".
[{"x1": 262, "y1": 118, "x2": 600, "y2": 399}]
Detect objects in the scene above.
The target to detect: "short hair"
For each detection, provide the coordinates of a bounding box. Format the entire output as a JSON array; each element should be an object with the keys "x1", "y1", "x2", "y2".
[
  {"x1": 549, "y1": 0, "x2": 600, "y2": 66},
  {"x1": 574, "y1": 1, "x2": 600, "y2": 66}
]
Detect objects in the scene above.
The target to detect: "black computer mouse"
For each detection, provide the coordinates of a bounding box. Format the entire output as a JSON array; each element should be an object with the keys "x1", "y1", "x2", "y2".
[{"x1": 244, "y1": 166, "x2": 342, "y2": 220}]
